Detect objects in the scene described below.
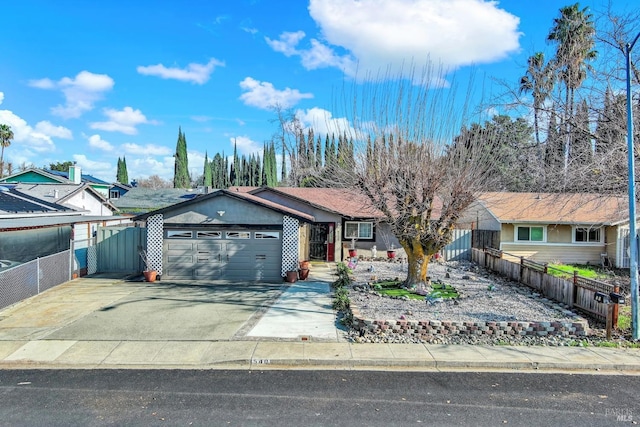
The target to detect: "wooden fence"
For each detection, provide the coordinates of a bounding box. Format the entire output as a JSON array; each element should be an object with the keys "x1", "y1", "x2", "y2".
[{"x1": 472, "y1": 248, "x2": 618, "y2": 323}]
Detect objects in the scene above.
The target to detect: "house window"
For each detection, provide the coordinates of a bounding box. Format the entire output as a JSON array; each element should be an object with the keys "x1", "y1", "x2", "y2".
[
  {"x1": 226, "y1": 231, "x2": 250, "y2": 239},
  {"x1": 109, "y1": 190, "x2": 119, "y2": 199},
  {"x1": 197, "y1": 231, "x2": 222, "y2": 239},
  {"x1": 516, "y1": 225, "x2": 545, "y2": 242},
  {"x1": 255, "y1": 231, "x2": 279, "y2": 239},
  {"x1": 344, "y1": 222, "x2": 374, "y2": 240},
  {"x1": 167, "y1": 230, "x2": 193, "y2": 238},
  {"x1": 574, "y1": 227, "x2": 602, "y2": 243}
]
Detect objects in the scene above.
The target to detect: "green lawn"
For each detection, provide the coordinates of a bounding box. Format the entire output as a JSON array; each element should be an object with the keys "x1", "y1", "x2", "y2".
[{"x1": 547, "y1": 264, "x2": 613, "y2": 280}]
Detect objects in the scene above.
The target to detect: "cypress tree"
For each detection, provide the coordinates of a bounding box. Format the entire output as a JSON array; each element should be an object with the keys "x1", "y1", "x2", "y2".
[
  {"x1": 232, "y1": 141, "x2": 240, "y2": 186},
  {"x1": 173, "y1": 127, "x2": 190, "y2": 188},
  {"x1": 281, "y1": 143, "x2": 287, "y2": 184},
  {"x1": 315, "y1": 136, "x2": 322, "y2": 169},
  {"x1": 121, "y1": 156, "x2": 129, "y2": 185},
  {"x1": 203, "y1": 152, "x2": 212, "y2": 187},
  {"x1": 116, "y1": 157, "x2": 123, "y2": 183}
]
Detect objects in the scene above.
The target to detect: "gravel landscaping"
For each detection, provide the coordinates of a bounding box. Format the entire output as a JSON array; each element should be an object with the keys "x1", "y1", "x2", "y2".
[{"x1": 344, "y1": 259, "x2": 627, "y2": 346}]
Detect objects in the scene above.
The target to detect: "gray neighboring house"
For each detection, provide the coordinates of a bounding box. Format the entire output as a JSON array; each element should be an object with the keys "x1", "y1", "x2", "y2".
[{"x1": 134, "y1": 189, "x2": 313, "y2": 282}]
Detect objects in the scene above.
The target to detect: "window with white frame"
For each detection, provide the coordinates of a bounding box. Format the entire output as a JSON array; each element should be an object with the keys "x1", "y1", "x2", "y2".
[
  {"x1": 109, "y1": 190, "x2": 119, "y2": 199},
  {"x1": 197, "y1": 231, "x2": 222, "y2": 239},
  {"x1": 515, "y1": 225, "x2": 545, "y2": 242},
  {"x1": 344, "y1": 221, "x2": 374, "y2": 240},
  {"x1": 574, "y1": 226, "x2": 602, "y2": 243}
]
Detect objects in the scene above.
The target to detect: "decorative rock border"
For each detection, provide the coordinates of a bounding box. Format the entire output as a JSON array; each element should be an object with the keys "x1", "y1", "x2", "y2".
[{"x1": 349, "y1": 304, "x2": 590, "y2": 339}]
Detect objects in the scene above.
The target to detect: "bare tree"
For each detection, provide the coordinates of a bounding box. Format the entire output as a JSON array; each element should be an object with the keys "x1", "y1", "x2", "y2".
[
  {"x1": 280, "y1": 66, "x2": 503, "y2": 285},
  {"x1": 136, "y1": 175, "x2": 173, "y2": 189}
]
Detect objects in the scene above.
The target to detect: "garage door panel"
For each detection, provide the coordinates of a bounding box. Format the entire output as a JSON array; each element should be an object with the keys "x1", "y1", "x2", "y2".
[
  {"x1": 166, "y1": 267, "x2": 194, "y2": 278},
  {"x1": 167, "y1": 242, "x2": 194, "y2": 251}
]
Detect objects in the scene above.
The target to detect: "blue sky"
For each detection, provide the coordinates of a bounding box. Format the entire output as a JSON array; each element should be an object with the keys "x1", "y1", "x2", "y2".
[{"x1": 0, "y1": 0, "x2": 635, "y2": 183}]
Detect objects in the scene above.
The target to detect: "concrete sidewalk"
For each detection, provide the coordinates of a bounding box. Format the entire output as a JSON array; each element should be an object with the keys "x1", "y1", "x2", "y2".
[{"x1": 1, "y1": 263, "x2": 640, "y2": 373}]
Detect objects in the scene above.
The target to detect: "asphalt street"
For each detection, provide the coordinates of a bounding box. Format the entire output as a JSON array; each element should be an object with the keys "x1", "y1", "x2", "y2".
[{"x1": 0, "y1": 369, "x2": 637, "y2": 426}]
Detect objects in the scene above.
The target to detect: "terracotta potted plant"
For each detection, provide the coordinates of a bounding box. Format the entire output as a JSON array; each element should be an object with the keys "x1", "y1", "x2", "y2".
[
  {"x1": 139, "y1": 249, "x2": 157, "y2": 282},
  {"x1": 348, "y1": 236, "x2": 357, "y2": 258},
  {"x1": 387, "y1": 244, "x2": 396, "y2": 259}
]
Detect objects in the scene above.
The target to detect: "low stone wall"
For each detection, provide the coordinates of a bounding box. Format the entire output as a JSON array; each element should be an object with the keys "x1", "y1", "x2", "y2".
[{"x1": 350, "y1": 305, "x2": 589, "y2": 339}]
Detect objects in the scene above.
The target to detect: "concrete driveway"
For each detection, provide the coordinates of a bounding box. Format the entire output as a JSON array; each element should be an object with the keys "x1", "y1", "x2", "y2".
[{"x1": 0, "y1": 275, "x2": 284, "y2": 342}]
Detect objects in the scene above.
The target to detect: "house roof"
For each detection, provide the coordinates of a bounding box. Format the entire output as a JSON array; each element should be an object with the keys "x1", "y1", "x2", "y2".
[
  {"x1": 13, "y1": 183, "x2": 118, "y2": 212},
  {"x1": 112, "y1": 187, "x2": 205, "y2": 210},
  {"x1": 245, "y1": 187, "x2": 381, "y2": 219},
  {"x1": 0, "y1": 185, "x2": 77, "y2": 217},
  {"x1": 0, "y1": 168, "x2": 110, "y2": 186},
  {"x1": 0, "y1": 215, "x2": 132, "y2": 231},
  {"x1": 134, "y1": 189, "x2": 315, "y2": 223},
  {"x1": 478, "y1": 192, "x2": 629, "y2": 225}
]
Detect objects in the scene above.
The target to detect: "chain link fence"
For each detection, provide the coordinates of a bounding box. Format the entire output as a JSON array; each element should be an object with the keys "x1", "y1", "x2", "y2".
[{"x1": 0, "y1": 249, "x2": 72, "y2": 310}]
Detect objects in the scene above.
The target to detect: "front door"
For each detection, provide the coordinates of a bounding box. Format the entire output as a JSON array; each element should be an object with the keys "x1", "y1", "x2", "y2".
[{"x1": 309, "y1": 223, "x2": 335, "y2": 261}]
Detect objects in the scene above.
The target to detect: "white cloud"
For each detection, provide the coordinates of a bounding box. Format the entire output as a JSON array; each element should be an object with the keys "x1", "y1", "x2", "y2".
[
  {"x1": 265, "y1": 31, "x2": 306, "y2": 56},
  {"x1": 90, "y1": 106, "x2": 156, "y2": 135},
  {"x1": 271, "y1": 0, "x2": 521, "y2": 79},
  {"x1": 0, "y1": 92, "x2": 4, "y2": 105},
  {"x1": 121, "y1": 142, "x2": 172, "y2": 156},
  {"x1": 87, "y1": 134, "x2": 114, "y2": 152},
  {"x1": 295, "y1": 107, "x2": 356, "y2": 137},
  {"x1": 128, "y1": 156, "x2": 176, "y2": 181},
  {"x1": 231, "y1": 136, "x2": 262, "y2": 156},
  {"x1": 0, "y1": 109, "x2": 56, "y2": 153},
  {"x1": 34, "y1": 121, "x2": 72, "y2": 139},
  {"x1": 72, "y1": 154, "x2": 113, "y2": 179},
  {"x1": 239, "y1": 77, "x2": 313, "y2": 110},
  {"x1": 137, "y1": 58, "x2": 225, "y2": 84},
  {"x1": 29, "y1": 71, "x2": 114, "y2": 118}
]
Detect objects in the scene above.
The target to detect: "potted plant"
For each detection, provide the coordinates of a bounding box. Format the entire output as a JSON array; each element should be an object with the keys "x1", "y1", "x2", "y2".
[
  {"x1": 387, "y1": 244, "x2": 396, "y2": 259},
  {"x1": 380, "y1": 229, "x2": 396, "y2": 259},
  {"x1": 139, "y1": 249, "x2": 157, "y2": 282},
  {"x1": 348, "y1": 236, "x2": 357, "y2": 258}
]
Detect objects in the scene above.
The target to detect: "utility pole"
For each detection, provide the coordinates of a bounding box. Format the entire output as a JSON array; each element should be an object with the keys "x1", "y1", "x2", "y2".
[{"x1": 625, "y1": 31, "x2": 640, "y2": 340}]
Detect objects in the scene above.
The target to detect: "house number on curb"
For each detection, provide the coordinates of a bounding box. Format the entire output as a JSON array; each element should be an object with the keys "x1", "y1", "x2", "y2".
[{"x1": 252, "y1": 359, "x2": 271, "y2": 364}]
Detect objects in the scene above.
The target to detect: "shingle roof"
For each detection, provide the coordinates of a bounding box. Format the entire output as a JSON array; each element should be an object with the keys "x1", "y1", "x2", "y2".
[
  {"x1": 113, "y1": 187, "x2": 204, "y2": 210},
  {"x1": 246, "y1": 187, "x2": 382, "y2": 219},
  {"x1": 479, "y1": 192, "x2": 629, "y2": 225}
]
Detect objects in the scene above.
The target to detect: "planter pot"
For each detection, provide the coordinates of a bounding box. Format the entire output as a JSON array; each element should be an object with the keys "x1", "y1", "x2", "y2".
[
  {"x1": 348, "y1": 249, "x2": 357, "y2": 257},
  {"x1": 299, "y1": 260, "x2": 310, "y2": 270},
  {"x1": 143, "y1": 270, "x2": 157, "y2": 282},
  {"x1": 285, "y1": 270, "x2": 298, "y2": 283},
  {"x1": 387, "y1": 250, "x2": 396, "y2": 259},
  {"x1": 298, "y1": 268, "x2": 310, "y2": 280}
]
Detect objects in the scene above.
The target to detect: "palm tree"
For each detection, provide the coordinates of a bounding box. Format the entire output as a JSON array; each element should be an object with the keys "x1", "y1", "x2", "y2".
[
  {"x1": 0, "y1": 124, "x2": 14, "y2": 178},
  {"x1": 547, "y1": 3, "x2": 597, "y2": 171},
  {"x1": 519, "y1": 52, "x2": 555, "y2": 145}
]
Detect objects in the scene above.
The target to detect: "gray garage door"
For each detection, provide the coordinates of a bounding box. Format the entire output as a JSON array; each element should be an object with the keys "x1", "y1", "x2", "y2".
[{"x1": 163, "y1": 229, "x2": 283, "y2": 281}]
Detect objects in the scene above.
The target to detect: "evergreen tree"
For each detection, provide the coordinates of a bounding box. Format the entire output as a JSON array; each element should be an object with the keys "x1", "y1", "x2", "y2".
[
  {"x1": 232, "y1": 141, "x2": 240, "y2": 186},
  {"x1": 203, "y1": 152, "x2": 212, "y2": 187},
  {"x1": 315, "y1": 135, "x2": 322, "y2": 169},
  {"x1": 121, "y1": 156, "x2": 129, "y2": 185},
  {"x1": 173, "y1": 127, "x2": 190, "y2": 188},
  {"x1": 281, "y1": 143, "x2": 287, "y2": 184}
]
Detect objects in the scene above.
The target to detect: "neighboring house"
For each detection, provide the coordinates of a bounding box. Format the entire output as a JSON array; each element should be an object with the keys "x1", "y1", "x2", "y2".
[
  {"x1": 113, "y1": 187, "x2": 205, "y2": 214},
  {"x1": 465, "y1": 192, "x2": 630, "y2": 267},
  {"x1": 109, "y1": 182, "x2": 132, "y2": 200},
  {"x1": 0, "y1": 165, "x2": 111, "y2": 196},
  {"x1": 0, "y1": 184, "x2": 130, "y2": 272},
  {"x1": 13, "y1": 183, "x2": 117, "y2": 216},
  {"x1": 134, "y1": 189, "x2": 313, "y2": 282}
]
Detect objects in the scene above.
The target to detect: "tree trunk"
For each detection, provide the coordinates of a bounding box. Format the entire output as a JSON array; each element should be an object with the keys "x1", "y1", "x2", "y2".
[{"x1": 400, "y1": 237, "x2": 431, "y2": 287}]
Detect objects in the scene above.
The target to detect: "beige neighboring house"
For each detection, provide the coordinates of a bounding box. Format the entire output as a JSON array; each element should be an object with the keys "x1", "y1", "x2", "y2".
[{"x1": 466, "y1": 192, "x2": 631, "y2": 267}]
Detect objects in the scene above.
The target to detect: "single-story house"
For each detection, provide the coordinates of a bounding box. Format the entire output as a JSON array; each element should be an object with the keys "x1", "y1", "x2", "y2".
[
  {"x1": 0, "y1": 184, "x2": 130, "y2": 272},
  {"x1": 0, "y1": 165, "x2": 111, "y2": 197},
  {"x1": 465, "y1": 192, "x2": 631, "y2": 267},
  {"x1": 134, "y1": 189, "x2": 314, "y2": 282},
  {"x1": 12, "y1": 183, "x2": 117, "y2": 216},
  {"x1": 240, "y1": 186, "x2": 396, "y2": 262}
]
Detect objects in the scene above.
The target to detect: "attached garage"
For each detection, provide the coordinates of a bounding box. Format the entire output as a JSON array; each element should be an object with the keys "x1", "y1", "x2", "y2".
[
  {"x1": 163, "y1": 228, "x2": 282, "y2": 281},
  {"x1": 135, "y1": 189, "x2": 314, "y2": 282}
]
